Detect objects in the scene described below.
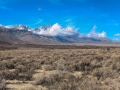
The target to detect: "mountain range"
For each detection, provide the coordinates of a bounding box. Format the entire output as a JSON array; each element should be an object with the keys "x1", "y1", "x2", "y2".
[{"x1": 0, "y1": 24, "x2": 116, "y2": 45}]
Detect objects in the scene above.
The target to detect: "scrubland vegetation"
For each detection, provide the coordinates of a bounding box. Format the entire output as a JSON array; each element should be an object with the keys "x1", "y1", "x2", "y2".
[{"x1": 0, "y1": 45, "x2": 120, "y2": 90}]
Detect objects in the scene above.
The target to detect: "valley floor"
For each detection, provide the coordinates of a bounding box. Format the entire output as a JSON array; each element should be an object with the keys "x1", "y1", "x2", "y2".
[{"x1": 0, "y1": 46, "x2": 120, "y2": 90}]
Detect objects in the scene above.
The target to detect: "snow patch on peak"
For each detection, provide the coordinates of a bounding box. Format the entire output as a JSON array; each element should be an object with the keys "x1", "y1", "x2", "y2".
[
  {"x1": 5, "y1": 26, "x2": 14, "y2": 28},
  {"x1": 15, "y1": 24, "x2": 32, "y2": 31}
]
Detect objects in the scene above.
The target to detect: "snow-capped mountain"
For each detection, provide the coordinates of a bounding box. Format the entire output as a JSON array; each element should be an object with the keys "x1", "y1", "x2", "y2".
[
  {"x1": 0, "y1": 23, "x2": 116, "y2": 44},
  {"x1": 34, "y1": 25, "x2": 52, "y2": 32},
  {"x1": 0, "y1": 24, "x2": 32, "y2": 31},
  {"x1": 15, "y1": 24, "x2": 32, "y2": 31}
]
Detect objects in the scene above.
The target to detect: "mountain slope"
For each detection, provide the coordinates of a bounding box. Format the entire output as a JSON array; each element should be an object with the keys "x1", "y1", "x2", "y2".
[
  {"x1": 0, "y1": 26, "x2": 60, "y2": 44},
  {"x1": 0, "y1": 40, "x2": 11, "y2": 45},
  {"x1": 0, "y1": 27, "x2": 24, "y2": 44},
  {"x1": 0, "y1": 24, "x2": 115, "y2": 45}
]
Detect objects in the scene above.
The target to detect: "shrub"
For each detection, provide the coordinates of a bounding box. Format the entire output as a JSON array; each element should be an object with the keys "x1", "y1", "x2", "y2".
[
  {"x1": 0, "y1": 78, "x2": 6, "y2": 90},
  {"x1": 15, "y1": 65, "x2": 27, "y2": 73},
  {"x1": 0, "y1": 60, "x2": 15, "y2": 70},
  {"x1": 0, "y1": 70, "x2": 18, "y2": 80},
  {"x1": 92, "y1": 68, "x2": 118, "y2": 80}
]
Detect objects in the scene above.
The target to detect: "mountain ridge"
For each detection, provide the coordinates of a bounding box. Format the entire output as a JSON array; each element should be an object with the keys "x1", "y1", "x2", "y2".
[{"x1": 0, "y1": 24, "x2": 116, "y2": 45}]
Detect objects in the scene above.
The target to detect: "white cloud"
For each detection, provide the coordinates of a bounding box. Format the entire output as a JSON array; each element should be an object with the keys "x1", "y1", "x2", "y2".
[
  {"x1": 33, "y1": 24, "x2": 107, "y2": 38},
  {"x1": 79, "y1": 25, "x2": 106, "y2": 38},
  {"x1": 33, "y1": 23, "x2": 78, "y2": 36},
  {"x1": 34, "y1": 19, "x2": 43, "y2": 25},
  {"x1": 65, "y1": 19, "x2": 71, "y2": 22},
  {"x1": 87, "y1": 25, "x2": 106, "y2": 38},
  {"x1": 1, "y1": 22, "x2": 107, "y2": 38},
  {"x1": 115, "y1": 33, "x2": 120, "y2": 36},
  {"x1": 38, "y1": 8, "x2": 42, "y2": 11}
]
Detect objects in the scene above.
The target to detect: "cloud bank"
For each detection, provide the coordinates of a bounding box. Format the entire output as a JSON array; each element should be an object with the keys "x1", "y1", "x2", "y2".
[
  {"x1": 33, "y1": 23, "x2": 78, "y2": 36},
  {"x1": 33, "y1": 23, "x2": 106, "y2": 38},
  {"x1": 1, "y1": 23, "x2": 107, "y2": 38}
]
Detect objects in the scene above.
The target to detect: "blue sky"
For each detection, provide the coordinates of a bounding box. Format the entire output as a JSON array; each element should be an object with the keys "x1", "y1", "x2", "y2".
[{"x1": 0, "y1": 0, "x2": 120, "y2": 40}]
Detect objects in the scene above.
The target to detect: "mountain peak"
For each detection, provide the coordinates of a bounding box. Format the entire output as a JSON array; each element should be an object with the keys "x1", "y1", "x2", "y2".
[
  {"x1": 40, "y1": 25, "x2": 51, "y2": 29},
  {"x1": 34, "y1": 25, "x2": 52, "y2": 32},
  {"x1": 15, "y1": 24, "x2": 31, "y2": 31}
]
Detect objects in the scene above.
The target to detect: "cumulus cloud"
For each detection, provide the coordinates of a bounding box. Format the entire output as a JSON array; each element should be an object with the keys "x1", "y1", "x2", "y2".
[
  {"x1": 87, "y1": 25, "x2": 106, "y2": 38},
  {"x1": 79, "y1": 25, "x2": 106, "y2": 38},
  {"x1": 33, "y1": 23, "x2": 78, "y2": 36},
  {"x1": 1, "y1": 22, "x2": 107, "y2": 38},
  {"x1": 33, "y1": 24, "x2": 107, "y2": 38},
  {"x1": 115, "y1": 33, "x2": 120, "y2": 36}
]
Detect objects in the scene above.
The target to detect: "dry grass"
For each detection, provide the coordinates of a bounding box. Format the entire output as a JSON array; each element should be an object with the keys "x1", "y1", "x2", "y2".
[{"x1": 0, "y1": 46, "x2": 120, "y2": 90}]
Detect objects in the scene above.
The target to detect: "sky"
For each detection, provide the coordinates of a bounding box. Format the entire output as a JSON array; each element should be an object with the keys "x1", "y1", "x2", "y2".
[{"x1": 0, "y1": 0, "x2": 120, "y2": 40}]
